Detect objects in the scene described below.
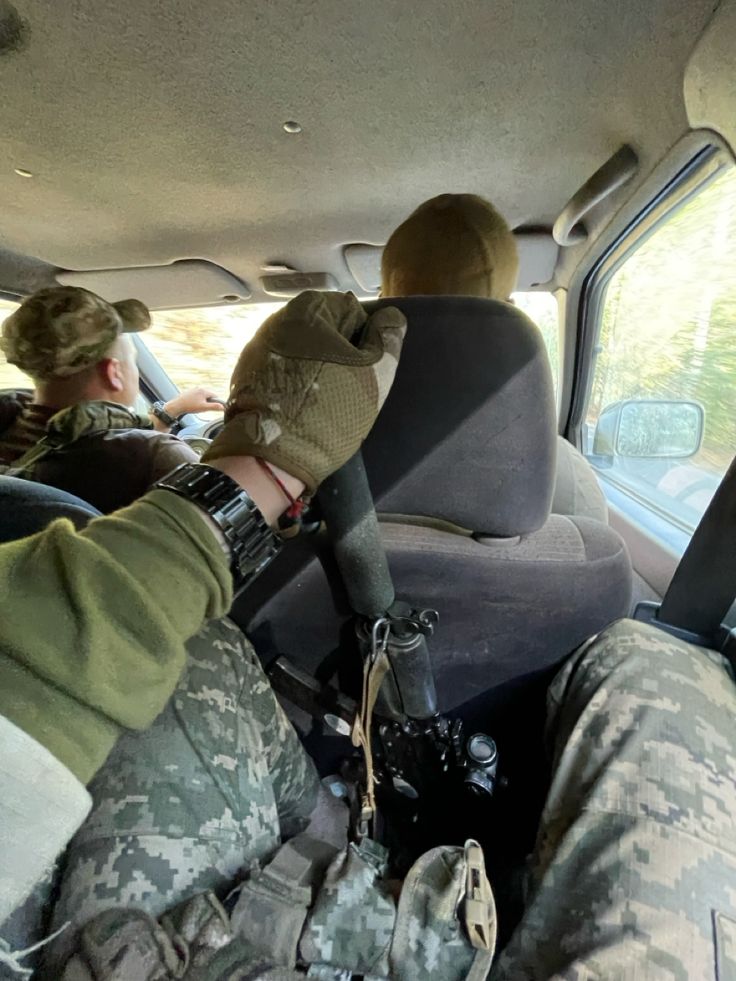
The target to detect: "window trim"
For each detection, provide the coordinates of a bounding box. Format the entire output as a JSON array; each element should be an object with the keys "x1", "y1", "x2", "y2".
[
  {"x1": 596, "y1": 467, "x2": 701, "y2": 537},
  {"x1": 567, "y1": 144, "x2": 727, "y2": 440},
  {"x1": 571, "y1": 144, "x2": 735, "y2": 545}
]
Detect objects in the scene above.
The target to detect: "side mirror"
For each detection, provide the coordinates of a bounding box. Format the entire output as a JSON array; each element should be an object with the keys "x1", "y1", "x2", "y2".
[{"x1": 592, "y1": 400, "x2": 704, "y2": 462}]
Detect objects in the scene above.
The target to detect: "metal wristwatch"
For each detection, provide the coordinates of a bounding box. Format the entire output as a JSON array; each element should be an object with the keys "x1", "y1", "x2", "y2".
[
  {"x1": 154, "y1": 463, "x2": 282, "y2": 594},
  {"x1": 150, "y1": 400, "x2": 178, "y2": 428}
]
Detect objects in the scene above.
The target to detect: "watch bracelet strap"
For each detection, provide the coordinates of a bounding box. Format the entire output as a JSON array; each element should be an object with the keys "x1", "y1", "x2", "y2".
[
  {"x1": 151, "y1": 400, "x2": 178, "y2": 427},
  {"x1": 153, "y1": 462, "x2": 282, "y2": 593}
]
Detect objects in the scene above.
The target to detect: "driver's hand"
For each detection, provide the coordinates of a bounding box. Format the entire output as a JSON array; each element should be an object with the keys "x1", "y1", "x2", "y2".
[
  {"x1": 202, "y1": 291, "x2": 406, "y2": 493},
  {"x1": 165, "y1": 387, "x2": 226, "y2": 418}
]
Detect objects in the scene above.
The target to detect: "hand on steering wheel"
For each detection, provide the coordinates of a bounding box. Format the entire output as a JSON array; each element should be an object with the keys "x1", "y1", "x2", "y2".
[{"x1": 165, "y1": 387, "x2": 226, "y2": 418}]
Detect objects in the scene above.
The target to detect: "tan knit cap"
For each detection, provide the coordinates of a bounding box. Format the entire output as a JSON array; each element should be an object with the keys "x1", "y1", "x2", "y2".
[{"x1": 381, "y1": 193, "x2": 519, "y2": 300}]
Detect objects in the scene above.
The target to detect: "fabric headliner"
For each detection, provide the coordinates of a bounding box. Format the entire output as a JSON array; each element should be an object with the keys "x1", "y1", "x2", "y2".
[{"x1": 0, "y1": 0, "x2": 718, "y2": 300}]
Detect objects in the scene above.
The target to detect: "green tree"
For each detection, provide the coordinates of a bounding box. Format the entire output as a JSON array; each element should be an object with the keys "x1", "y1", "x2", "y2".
[{"x1": 587, "y1": 165, "x2": 736, "y2": 476}]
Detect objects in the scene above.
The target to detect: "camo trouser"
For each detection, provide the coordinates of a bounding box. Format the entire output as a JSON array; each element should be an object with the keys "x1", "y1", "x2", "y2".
[
  {"x1": 24, "y1": 618, "x2": 736, "y2": 980},
  {"x1": 40, "y1": 616, "x2": 320, "y2": 975},
  {"x1": 492, "y1": 618, "x2": 736, "y2": 980}
]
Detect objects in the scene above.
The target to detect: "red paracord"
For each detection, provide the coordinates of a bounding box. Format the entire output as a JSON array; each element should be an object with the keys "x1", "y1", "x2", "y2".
[{"x1": 256, "y1": 458, "x2": 306, "y2": 519}]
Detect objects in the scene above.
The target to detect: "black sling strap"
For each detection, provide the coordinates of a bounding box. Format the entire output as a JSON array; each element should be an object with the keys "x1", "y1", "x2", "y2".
[{"x1": 637, "y1": 454, "x2": 736, "y2": 652}]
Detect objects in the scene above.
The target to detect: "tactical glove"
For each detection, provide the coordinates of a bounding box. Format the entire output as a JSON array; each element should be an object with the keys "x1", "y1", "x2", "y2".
[{"x1": 202, "y1": 291, "x2": 406, "y2": 493}]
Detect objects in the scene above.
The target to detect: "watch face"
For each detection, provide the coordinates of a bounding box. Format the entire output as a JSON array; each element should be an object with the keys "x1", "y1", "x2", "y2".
[{"x1": 152, "y1": 402, "x2": 176, "y2": 425}]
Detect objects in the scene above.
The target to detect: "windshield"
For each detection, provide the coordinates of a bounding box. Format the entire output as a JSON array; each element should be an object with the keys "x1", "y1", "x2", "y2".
[
  {"x1": 140, "y1": 292, "x2": 559, "y2": 400},
  {"x1": 1, "y1": 293, "x2": 559, "y2": 399},
  {"x1": 143, "y1": 303, "x2": 283, "y2": 398}
]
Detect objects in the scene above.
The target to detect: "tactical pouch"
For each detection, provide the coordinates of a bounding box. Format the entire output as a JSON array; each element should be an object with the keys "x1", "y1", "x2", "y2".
[
  {"x1": 62, "y1": 834, "x2": 495, "y2": 980},
  {"x1": 228, "y1": 623, "x2": 498, "y2": 980},
  {"x1": 231, "y1": 833, "x2": 496, "y2": 980}
]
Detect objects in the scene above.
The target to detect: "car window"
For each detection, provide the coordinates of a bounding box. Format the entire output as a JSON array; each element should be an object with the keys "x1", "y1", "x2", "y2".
[
  {"x1": 0, "y1": 299, "x2": 29, "y2": 390},
  {"x1": 142, "y1": 302, "x2": 285, "y2": 401},
  {"x1": 584, "y1": 164, "x2": 736, "y2": 534},
  {"x1": 143, "y1": 292, "x2": 559, "y2": 404},
  {"x1": 0, "y1": 289, "x2": 559, "y2": 406},
  {"x1": 513, "y1": 291, "x2": 559, "y2": 397}
]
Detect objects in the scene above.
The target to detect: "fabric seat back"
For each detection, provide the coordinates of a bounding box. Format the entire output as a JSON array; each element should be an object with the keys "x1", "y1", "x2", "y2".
[
  {"x1": 0, "y1": 475, "x2": 100, "y2": 542},
  {"x1": 361, "y1": 296, "x2": 557, "y2": 537},
  {"x1": 235, "y1": 296, "x2": 631, "y2": 729}
]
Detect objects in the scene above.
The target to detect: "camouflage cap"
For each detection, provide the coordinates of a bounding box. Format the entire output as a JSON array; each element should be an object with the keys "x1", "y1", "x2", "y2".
[
  {"x1": 0, "y1": 286, "x2": 151, "y2": 380},
  {"x1": 381, "y1": 192, "x2": 519, "y2": 301}
]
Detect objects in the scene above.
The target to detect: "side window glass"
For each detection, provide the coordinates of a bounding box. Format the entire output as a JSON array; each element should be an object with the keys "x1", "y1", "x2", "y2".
[
  {"x1": 133, "y1": 391, "x2": 151, "y2": 416},
  {"x1": 513, "y1": 291, "x2": 558, "y2": 397},
  {"x1": 584, "y1": 166, "x2": 736, "y2": 533},
  {"x1": 0, "y1": 299, "x2": 28, "y2": 390}
]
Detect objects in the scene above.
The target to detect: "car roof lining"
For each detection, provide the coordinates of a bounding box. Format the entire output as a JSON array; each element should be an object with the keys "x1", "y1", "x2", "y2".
[{"x1": 0, "y1": 0, "x2": 725, "y2": 304}]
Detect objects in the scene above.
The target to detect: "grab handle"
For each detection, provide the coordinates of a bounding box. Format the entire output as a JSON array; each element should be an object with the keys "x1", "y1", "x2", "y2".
[{"x1": 553, "y1": 145, "x2": 639, "y2": 246}]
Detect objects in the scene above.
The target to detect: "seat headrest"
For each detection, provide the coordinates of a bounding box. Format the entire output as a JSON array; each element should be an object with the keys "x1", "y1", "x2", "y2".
[
  {"x1": 361, "y1": 296, "x2": 557, "y2": 536},
  {"x1": 0, "y1": 476, "x2": 101, "y2": 542}
]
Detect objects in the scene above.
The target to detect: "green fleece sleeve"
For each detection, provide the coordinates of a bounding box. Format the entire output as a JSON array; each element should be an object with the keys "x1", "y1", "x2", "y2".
[{"x1": 0, "y1": 490, "x2": 233, "y2": 784}]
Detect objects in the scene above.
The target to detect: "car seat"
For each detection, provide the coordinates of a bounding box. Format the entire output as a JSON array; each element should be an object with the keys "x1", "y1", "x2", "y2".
[
  {"x1": 235, "y1": 297, "x2": 632, "y2": 728},
  {"x1": 0, "y1": 475, "x2": 101, "y2": 542}
]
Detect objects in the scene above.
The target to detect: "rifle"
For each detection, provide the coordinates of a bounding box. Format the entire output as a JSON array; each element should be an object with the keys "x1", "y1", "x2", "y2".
[{"x1": 268, "y1": 451, "x2": 500, "y2": 861}]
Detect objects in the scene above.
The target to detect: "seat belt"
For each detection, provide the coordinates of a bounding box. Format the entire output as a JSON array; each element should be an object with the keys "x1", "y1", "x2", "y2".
[
  {"x1": 635, "y1": 454, "x2": 736, "y2": 653},
  {"x1": 1, "y1": 432, "x2": 64, "y2": 480}
]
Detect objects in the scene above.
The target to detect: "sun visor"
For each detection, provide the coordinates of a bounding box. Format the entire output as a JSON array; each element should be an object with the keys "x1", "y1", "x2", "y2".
[
  {"x1": 343, "y1": 245, "x2": 383, "y2": 294},
  {"x1": 261, "y1": 271, "x2": 338, "y2": 297},
  {"x1": 344, "y1": 232, "x2": 559, "y2": 295},
  {"x1": 56, "y1": 260, "x2": 250, "y2": 309},
  {"x1": 685, "y1": 0, "x2": 736, "y2": 154},
  {"x1": 514, "y1": 232, "x2": 560, "y2": 288}
]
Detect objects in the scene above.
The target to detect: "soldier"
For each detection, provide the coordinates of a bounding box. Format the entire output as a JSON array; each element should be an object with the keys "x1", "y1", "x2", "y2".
[
  {"x1": 1, "y1": 290, "x2": 735, "y2": 978},
  {"x1": 0, "y1": 289, "x2": 407, "y2": 972},
  {"x1": 0, "y1": 286, "x2": 225, "y2": 512},
  {"x1": 381, "y1": 192, "x2": 608, "y2": 523},
  {"x1": 0, "y1": 285, "x2": 343, "y2": 968}
]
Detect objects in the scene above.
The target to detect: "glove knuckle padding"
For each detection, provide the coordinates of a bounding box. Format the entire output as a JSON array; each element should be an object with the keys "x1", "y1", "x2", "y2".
[{"x1": 203, "y1": 292, "x2": 406, "y2": 491}]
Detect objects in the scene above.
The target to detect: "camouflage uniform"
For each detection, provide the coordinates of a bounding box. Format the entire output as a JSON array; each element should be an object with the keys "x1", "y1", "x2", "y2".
[
  {"x1": 38, "y1": 617, "x2": 736, "y2": 979},
  {"x1": 41, "y1": 616, "x2": 320, "y2": 976},
  {"x1": 0, "y1": 287, "x2": 150, "y2": 380},
  {"x1": 492, "y1": 618, "x2": 736, "y2": 980}
]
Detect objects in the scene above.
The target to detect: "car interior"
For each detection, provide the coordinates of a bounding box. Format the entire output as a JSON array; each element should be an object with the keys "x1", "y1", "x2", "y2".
[{"x1": 1, "y1": 0, "x2": 735, "y2": 951}]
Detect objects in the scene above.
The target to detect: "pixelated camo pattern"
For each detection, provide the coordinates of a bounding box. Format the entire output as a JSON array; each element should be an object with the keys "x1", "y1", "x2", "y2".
[
  {"x1": 44, "y1": 616, "x2": 319, "y2": 975},
  {"x1": 40, "y1": 617, "x2": 736, "y2": 979},
  {"x1": 57, "y1": 839, "x2": 487, "y2": 980},
  {"x1": 492, "y1": 618, "x2": 736, "y2": 980},
  {"x1": 301, "y1": 840, "x2": 396, "y2": 976},
  {"x1": 300, "y1": 840, "x2": 486, "y2": 980}
]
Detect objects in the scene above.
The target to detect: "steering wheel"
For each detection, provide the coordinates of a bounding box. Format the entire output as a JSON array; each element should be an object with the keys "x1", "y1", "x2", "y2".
[{"x1": 179, "y1": 434, "x2": 213, "y2": 457}]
